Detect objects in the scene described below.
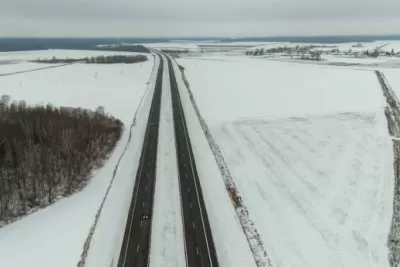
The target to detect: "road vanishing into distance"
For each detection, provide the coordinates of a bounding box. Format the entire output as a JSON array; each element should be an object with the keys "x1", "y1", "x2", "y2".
[
  {"x1": 117, "y1": 53, "x2": 219, "y2": 267},
  {"x1": 117, "y1": 55, "x2": 163, "y2": 267},
  {"x1": 167, "y1": 56, "x2": 219, "y2": 267}
]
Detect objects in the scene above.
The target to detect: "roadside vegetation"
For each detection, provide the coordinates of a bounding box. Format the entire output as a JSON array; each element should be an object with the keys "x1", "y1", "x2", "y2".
[
  {"x1": 376, "y1": 72, "x2": 400, "y2": 267},
  {"x1": 31, "y1": 54, "x2": 148, "y2": 64},
  {"x1": 0, "y1": 95, "x2": 123, "y2": 226}
]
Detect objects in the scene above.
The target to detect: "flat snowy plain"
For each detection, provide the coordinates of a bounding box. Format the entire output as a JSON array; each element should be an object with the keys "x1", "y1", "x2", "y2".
[
  {"x1": 0, "y1": 44, "x2": 398, "y2": 267},
  {"x1": 178, "y1": 55, "x2": 394, "y2": 267},
  {"x1": 0, "y1": 50, "x2": 155, "y2": 267}
]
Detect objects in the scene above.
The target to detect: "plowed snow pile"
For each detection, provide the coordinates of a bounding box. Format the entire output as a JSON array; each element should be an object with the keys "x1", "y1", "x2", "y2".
[{"x1": 178, "y1": 56, "x2": 394, "y2": 267}]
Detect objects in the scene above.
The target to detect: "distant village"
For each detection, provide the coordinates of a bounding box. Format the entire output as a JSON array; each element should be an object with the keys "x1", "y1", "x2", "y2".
[{"x1": 246, "y1": 43, "x2": 400, "y2": 61}]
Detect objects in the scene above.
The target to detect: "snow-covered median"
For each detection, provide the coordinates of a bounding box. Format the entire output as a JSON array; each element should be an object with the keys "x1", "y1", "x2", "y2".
[
  {"x1": 0, "y1": 52, "x2": 155, "y2": 267},
  {"x1": 148, "y1": 55, "x2": 186, "y2": 267},
  {"x1": 177, "y1": 56, "x2": 394, "y2": 267}
]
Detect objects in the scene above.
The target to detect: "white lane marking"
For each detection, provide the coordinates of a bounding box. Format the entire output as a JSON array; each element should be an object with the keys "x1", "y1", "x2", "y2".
[
  {"x1": 185, "y1": 173, "x2": 188, "y2": 179},
  {"x1": 188, "y1": 187, "x2": 190, "y2": 193},
  {"x1": 171, "y1": 60, "x2": 214, "y2": 266},
  {"x1": 145, "y1": 185, "x2": 147, "y2": 191},
  {"x1": 140, "y1": 220, "x2": 143, "y2": 228},
  {"x1": 189, "y1": 202, "x2": 192, "y2": 209},
  {"x1": 163, "y1": 55, "x2": 189, "y2": 267},
  {"x1": 137, "y1": 245, "x2": 140, "y2": 253},
  {"x1": 196, "y1": 246, "x2": 199, "y2": 255},
  {"x1": 193, "y1": 221, "x2": 196, "y2": 228},
  {"x1": 121, "y1": 87, "x2": 155, "y2": 267},
  {"x1": 143, "y1": 202, "x2": 145, "y2": 207}
]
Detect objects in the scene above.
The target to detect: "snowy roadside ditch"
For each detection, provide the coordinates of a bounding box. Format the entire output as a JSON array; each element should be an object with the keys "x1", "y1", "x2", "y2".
[
  {"x1": 77, "y1": 54, "x2": 160, "y2": 267},
  {"x1": 376, "y1": 70, "x2": 400, "y2": 267},
  {"x1": 171, "y1": 59, "x2": 259, "y2": 267}
]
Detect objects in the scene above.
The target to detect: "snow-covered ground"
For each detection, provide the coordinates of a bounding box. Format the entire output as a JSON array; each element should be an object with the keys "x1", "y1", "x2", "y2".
[
  {"x1": 250, "y1": 40, "x2": 400, "y2": 54},
  {"x1": 177, "y1": 56, "x2": 394, "y2": 267},
  {"x1": 383, "y1": 69, "x2": 400, "y2": 96},
  {"x1": 0, "y1": 50, "x2": 149, "y2": 75},
  {"x1": 0, "y1": 62, "x2": 63, "y2": 75},
  {"x1": 0, "y1": 51, "x2": 155, "y2": 267},
  {"x1": 0, "y1": 49, "x2": 143, "y2": 61},
  {"x1": 178, "y1": 56, "x2": 382, "y2": 125},
  {"x1": 145, "y1": 43, "x2": 201, "y2": 52}
]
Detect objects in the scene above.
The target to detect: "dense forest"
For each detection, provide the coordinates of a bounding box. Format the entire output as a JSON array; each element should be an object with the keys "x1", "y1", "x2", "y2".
[{"x1": 0, "y1": 95, "x2": 123, "y2": 225}]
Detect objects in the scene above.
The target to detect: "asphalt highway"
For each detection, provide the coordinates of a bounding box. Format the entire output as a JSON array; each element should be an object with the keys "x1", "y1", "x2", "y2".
[
  {"x1": 167, "y1": 56, "x2": 219, "y2": 267},
  {"x1": 117, "y1": 54, "x2": 163, "y2": 267},
  {"x1": 117, "y1": 53, "x2": 219, "y2": 267}
]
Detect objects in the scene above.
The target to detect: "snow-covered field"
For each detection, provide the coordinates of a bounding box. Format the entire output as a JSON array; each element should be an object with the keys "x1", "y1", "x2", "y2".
[
  {"x1": 383, "y1": 69, "x2": 400, "y2": 96},
  {"x1": 145, "y1": 43, "x2": 201, "y2": 52},
  {"x1": 177, "y1": 56, "x2": 394, "y2": 267},
  {"x1": 0, "y1": 49, "x2": 142, "y2": 61},
  {"x1": 0, "y1": 50, "x2": 148, "y2": 75},
  {"x1": 0, "y1": 62, "x2": 63, "y2": 75},
  {"x1": 0, "y1": 51, "x2": 155, "y2": 267}
]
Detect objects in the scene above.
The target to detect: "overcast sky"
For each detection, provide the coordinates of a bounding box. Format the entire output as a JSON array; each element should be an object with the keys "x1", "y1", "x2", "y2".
[{"x1": 1, "y1": 0, "x2": 400, "y2": 37}]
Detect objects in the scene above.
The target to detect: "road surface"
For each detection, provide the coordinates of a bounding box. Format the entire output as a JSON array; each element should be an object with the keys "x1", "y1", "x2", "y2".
[
  {"x1": 167, "y1": 56, "x2": 219, "y2": 267},
  {"x1": 117, "y1": 54, "x2": 163, "y2": 267},
  {"x1": 117, "y1": 53, "x2": 219, "y2": 267}
]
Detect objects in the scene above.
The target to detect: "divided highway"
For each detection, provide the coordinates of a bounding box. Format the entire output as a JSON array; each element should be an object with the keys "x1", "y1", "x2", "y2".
[
  {"x1": 117, "y1": 55, "x2": 163, "y2": 267},
  {"x1": 167, "y1": 57, "x2": 219, "y2": 267},
  {"x1": 117, "y1": 53, "x2": 219, "y2": 267}
]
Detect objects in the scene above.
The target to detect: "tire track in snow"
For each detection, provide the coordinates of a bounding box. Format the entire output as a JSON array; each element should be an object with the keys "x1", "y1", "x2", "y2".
[
  {"x1": 0, "y1": 61, "x2": 81, "y2": 76},
  {"x1": 76, "y1": 55, "x2": 159, "y2": 267}
]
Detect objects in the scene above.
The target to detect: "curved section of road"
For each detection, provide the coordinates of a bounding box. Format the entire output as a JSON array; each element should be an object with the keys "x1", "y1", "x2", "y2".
[
  {"x1": 117, "y1": 54, "x2": 163, "y2": 267},
  {"x1": 167, "y1": 56, "x2": 219, "y2": 267}
]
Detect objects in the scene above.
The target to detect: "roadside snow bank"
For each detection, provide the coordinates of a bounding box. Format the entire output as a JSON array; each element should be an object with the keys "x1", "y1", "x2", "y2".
[
  {"x1": 171, "y1": 58, "x2": 256, "y2": 267},
  {"x1": 178, "y1": 56, "x2": 382, "y2": 125},
  {"x1": 83, "y1": 55, "x2": 160, "y2": 267}
]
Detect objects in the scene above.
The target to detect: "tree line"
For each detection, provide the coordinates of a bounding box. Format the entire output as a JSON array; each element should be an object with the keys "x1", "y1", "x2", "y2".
[
  {"x1": 32, "y1": 54, "x2": 148, "y2": 64},
  {"x1": 0, "y1": 95, "x2": 123, "y2": 225}
]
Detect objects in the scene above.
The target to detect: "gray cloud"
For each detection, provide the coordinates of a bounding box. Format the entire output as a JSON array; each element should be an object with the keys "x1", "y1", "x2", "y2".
[{"x1": 1, "y1": 0, "x2": 400, "y2": 36}]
